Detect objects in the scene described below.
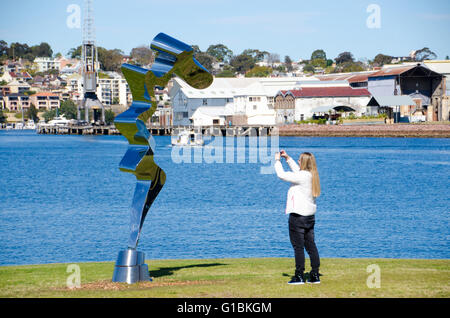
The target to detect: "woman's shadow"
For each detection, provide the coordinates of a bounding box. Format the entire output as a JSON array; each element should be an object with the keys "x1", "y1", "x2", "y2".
[{"x1": 150, "y1": 263, "x2": 226, "y2": 278}]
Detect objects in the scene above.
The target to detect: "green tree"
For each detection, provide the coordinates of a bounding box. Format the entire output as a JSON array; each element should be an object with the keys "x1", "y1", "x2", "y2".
[
  {"x1": 242, "y1": 49, "x2": 268, "y2": 62},
  {"x1": 303, "y1": 64, "x2": 315, "y2": 73},
  {"x1": 0, "y1": 110, "x2": 7, "y2": 123},
  {"x1": 105, "y1": 109, "x2": 116, "y2": 125},
  {"x1": 68, "y1": 46, "x2": 82, "y2": 59},
  {"x1": 373, "y1": 53, "x2": 392, "y2": 66},
  {"x1": 31, "y1": 42, "x2": 53, "y2": 58},
  {"x1": 43, "y1": 109, "x2": 57, "y2": 122},
  {"x1": 98, "y1": 47, "x2": 124, "y2": 72},
  {"x1": 414, "y1": 47, "x2": 437, "y2": 61},
  {"x1": 230, "y1": 54, "x2": 255, "y2": 74},
  {"x1": 245, "y1": 66, "x2": 272, "y2": 77},
  {"x1": 26, "y1": 104, "x2": 39, "y2": 122},
  {"x1": 60, "y1": 100, "x2": 77, "y2": 119},
  {"x1": 311, "y1": 58, "x2": 326, "y2": 68},
  {"x1": 311, "y1": 49, "x2": 327, "y2": 61},
  {"x1": 112, "y1": 97, "x2": 120, "y2": 105},
  {"x1": 335, "y1": 52, "x2": 354, "y2": 65},
  {"x1": 284, "y1": 56, "x2": 293, "y2": 72},
  {"x1": 216, "y1": 69, "x2": 235, "y2": 77},
  {"x1": 206, "y1": 44, "x2": 233, "y2": 63}
]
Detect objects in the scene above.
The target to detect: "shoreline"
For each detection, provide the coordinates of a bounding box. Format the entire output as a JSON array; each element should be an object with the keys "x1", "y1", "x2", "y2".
[{"x1": 278, "y1": 123, "x2": 450, "y2": 138}]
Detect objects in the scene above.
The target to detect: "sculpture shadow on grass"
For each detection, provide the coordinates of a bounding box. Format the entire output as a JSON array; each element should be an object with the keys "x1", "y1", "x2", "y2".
[{"x1": 150, "y1": 263, "x2": 227, "y2": 278}]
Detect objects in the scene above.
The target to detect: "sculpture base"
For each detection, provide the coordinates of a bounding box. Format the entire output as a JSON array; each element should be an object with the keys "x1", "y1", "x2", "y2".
[{"x1": 112, "y1": 249, "x2": 151, "y2": 284}]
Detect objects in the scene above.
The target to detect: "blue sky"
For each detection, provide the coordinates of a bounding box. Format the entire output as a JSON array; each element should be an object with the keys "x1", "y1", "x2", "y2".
[{"x1": 1, "y1": 0, "x2": 449, "y2": 61}]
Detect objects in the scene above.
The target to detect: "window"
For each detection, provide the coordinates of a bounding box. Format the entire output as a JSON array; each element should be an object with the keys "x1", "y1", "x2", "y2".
[
  {"x1": 203, "y1": 98, "x2": 208, "y2": 105},
  {"x1": 253, "y1": 105, "x2": 257, "y2": 110}
]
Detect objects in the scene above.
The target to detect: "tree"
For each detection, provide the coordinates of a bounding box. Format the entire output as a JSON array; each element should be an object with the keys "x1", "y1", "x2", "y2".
[
  {"x1": 68, "y1": 46, "x2": 82, "y2": 59},
  {"x1": 245, "y1": 66, "x2": 272, "y2": 77},
  {"x1": 112, "y1": 97, "x2": 120, "y2": 105},
  {"x1": 335, "y1": 52, "x2": 354, "y2": 65},
  {"x1": 242, "y1": 49, "x2": 268, "y2": 62},
  {"x1": 105, "y1": 109, "x2": 116, "y2": 125},
  {"x1": 98, "y1": 47, "x2": 124, "y2": 72},
  {"x1": 43, "y1": 109, "x2": 57, "y2": 122},
  {"x1": 311, "y1": 58, "x2": 326, "y2": 68},
  {"x1": 206, "y1": 44, "x2": 233, "y2": 63},
  {"x1": 303, "y1": 64, "x2": 315, "y2": 73},
  {"x1": 26, "y1": 104, "x2": 39, "y2": 122},
  {"x1": 31, "y1": 42, "x2": 53, "y2": 58},
  {"x1": 414, "y1": 47, "x2": 437, "y2": 61},
  {"x1": 194, "y1": 52, "x2": 215, "y2": 72},
  {"x1": 0, "y1": 110, "x2": 7, "y2": 124},
  {"x1": 340, "y1": 61, "x2": 365, "y2": 73},
  {"x1": 130, "y1": 46, "x2": 154, "y2": 66},
  {"x1": 0, "y1": 40, "x2": 8, "y2": 56},
  {"x1": 373, "y1": 53, "x2": 392, "y2": 66},
  {"x1": 216, "y1": 69, "x2": 235, "y2": 78},
  {"x1": 60, "y1": 100, "x2": 77, "y2": 119},
  {"x1": 311, "y1": 49, "x2": 327, "y2": 61},
  {"x1": 284, "y1": 56, "x2": 293, "y2": 72},
  {"x1": 230, "y1": 54, "x2": 255, "y2": 74}
]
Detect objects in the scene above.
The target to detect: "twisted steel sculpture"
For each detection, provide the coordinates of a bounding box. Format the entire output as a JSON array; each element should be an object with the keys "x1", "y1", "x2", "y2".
[{"x1": 112, "y1": 33, "x2": 213, "y2": 283}]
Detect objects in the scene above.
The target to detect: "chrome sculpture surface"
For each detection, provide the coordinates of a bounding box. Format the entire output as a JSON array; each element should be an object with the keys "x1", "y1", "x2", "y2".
[{"x1": 112, "y1": 33, "x2": 213, "y2": 283}]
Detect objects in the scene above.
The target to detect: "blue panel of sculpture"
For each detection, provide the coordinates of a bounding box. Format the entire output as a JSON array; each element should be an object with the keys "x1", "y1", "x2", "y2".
[{"x1": 112, "y1": 33, "x2": 213, "y2": 283}]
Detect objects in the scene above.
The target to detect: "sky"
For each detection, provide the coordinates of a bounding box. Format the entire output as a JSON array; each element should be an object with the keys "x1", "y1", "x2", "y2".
[{"x1": 1, "y1": 0, "x2": 450, "y2": 62}]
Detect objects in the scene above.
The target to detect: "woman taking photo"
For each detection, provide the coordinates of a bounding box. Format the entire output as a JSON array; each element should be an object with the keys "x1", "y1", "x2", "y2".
[{"x1": 274, "y1": 150, "x2": 321, "y2": 285}]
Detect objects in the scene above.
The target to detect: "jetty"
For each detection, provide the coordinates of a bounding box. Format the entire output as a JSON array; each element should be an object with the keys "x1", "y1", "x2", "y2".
[{"x1": 36, "y1": 124, "x2": 278, "y2": 137}]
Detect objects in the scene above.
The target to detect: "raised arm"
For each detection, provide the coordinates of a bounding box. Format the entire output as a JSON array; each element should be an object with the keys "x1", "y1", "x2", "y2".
[
  {"x1": 274, "y1": 157, "x2": 302, "y2": 184},
  {"x1": 281, "y1": 150, "x2": 300, "y2": 172}
]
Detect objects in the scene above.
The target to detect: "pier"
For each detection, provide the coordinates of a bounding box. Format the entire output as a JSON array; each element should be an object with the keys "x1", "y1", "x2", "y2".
[{"x1": 35, "y1": 124, "x2": 278, "y2": 136}]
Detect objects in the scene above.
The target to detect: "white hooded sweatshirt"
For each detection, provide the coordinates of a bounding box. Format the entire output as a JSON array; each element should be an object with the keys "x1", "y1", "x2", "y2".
[{"x1": 274, "y1": 157, "x2": 317, "y2": 216}]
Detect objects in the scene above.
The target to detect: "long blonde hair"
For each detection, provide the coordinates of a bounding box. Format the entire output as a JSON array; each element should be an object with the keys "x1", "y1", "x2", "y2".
[{"x1": 299, "y1": 152, "x2": 321, "y2": 198}]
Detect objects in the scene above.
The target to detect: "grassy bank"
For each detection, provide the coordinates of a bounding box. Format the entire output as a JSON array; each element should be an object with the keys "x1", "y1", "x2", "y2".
[{"x1": 0, "y1": 258, "x2": 448, "y2": 298}]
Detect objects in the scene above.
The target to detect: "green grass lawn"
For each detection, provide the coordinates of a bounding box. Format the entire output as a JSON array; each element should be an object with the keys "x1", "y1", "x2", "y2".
[{"x1": 0, "y1": 258, "x2": 448, "y2": 298}]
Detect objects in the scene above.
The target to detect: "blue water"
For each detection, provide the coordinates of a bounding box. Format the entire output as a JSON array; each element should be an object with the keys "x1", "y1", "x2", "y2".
[{"x1": 0, "y1": 130, "x2": 449, "y2": 265}]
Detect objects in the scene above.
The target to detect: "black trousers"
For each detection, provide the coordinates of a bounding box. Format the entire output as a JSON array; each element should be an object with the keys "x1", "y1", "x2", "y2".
[{"x1": 288, "y1": 213, "x2": 320, "y2": 275}]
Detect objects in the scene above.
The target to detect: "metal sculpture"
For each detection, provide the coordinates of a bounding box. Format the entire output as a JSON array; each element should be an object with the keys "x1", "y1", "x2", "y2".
[{"x1": 112, "y1": 33, "x2": 213, "y2": 284}]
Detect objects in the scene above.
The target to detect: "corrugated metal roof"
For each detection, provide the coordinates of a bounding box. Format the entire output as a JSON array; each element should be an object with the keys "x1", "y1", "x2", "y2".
[
  {"x1": 284, "y1": 87, "x2": 371, "y2": 98},
  {"x1": 368, "y1": 65, "x2": 416, "y2": 77},
  {"x1": 369, "y1": 95, "x2": 415, "y2": 106}
]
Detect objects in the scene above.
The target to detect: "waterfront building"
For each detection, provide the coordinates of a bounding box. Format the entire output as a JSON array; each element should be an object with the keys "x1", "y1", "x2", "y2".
[
  {"x1": 30, "y1": 92, "x2": 60, "y2": 111},
  {"x1": 170, "y1": 77, "x2": 312, "y2": 126},
  {"x1": 367, "y1": 64, "x2": 445, "y2": 121},
  {"x1": 275, "y1": 84, "x2": 372, "y2": 123},
  {"x1": 3, "y1": 93, "x2": 30, "y2": 111}
]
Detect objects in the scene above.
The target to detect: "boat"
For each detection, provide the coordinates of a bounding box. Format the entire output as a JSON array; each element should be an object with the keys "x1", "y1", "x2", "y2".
[
  {"x1": 15, "y1": 122, "x2": 24, "y2": 130},
  {"x1": 171, "y1": 129, "x2": 204, "y2": 146},
  {"x1": 24, "y1": 120, "x2": 36, "y2": 130},
  {"x1": 48, "y1": 115, "x2": 70, "y2": 126}
]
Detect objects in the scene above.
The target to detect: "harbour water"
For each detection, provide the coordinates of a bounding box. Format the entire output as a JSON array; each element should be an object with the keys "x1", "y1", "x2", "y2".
[{"x1": 0, "y1": 130, "x2": 449, "y2": 265}]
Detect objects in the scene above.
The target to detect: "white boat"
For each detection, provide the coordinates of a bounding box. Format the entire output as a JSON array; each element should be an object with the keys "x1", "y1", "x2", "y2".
[
  {"x1": 171, "y1": 129, "x2": 204, "y2": 146},
  {"x1": 48, "y1": 115, "x2": 70, "y2": 126},
  {"x1": 24, "y1": 120, "x2": 36, "y2": 130},
  {"x1": 15, "y1": 122, "x2": 24, "y2": 130}
]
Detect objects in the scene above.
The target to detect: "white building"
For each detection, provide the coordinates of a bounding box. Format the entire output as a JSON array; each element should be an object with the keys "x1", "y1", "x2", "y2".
[
  {"x1": 190, "y1": 106, "x2": 233, "y2": 126},
  {"x1": 33, "y1": 57, "x2": 61, "y2": 72},
  {"x1": 170, "y1": 77, "x2": 316, "y2": 126},
  {"x1": 275, "y1": 81, "x2": 372, "y2": 122}
]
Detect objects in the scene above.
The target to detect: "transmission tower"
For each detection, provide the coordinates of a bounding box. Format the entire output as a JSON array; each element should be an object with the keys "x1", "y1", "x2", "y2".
[{"x1": 77, "y1": 0, "x2": 105, "y2": 124}]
